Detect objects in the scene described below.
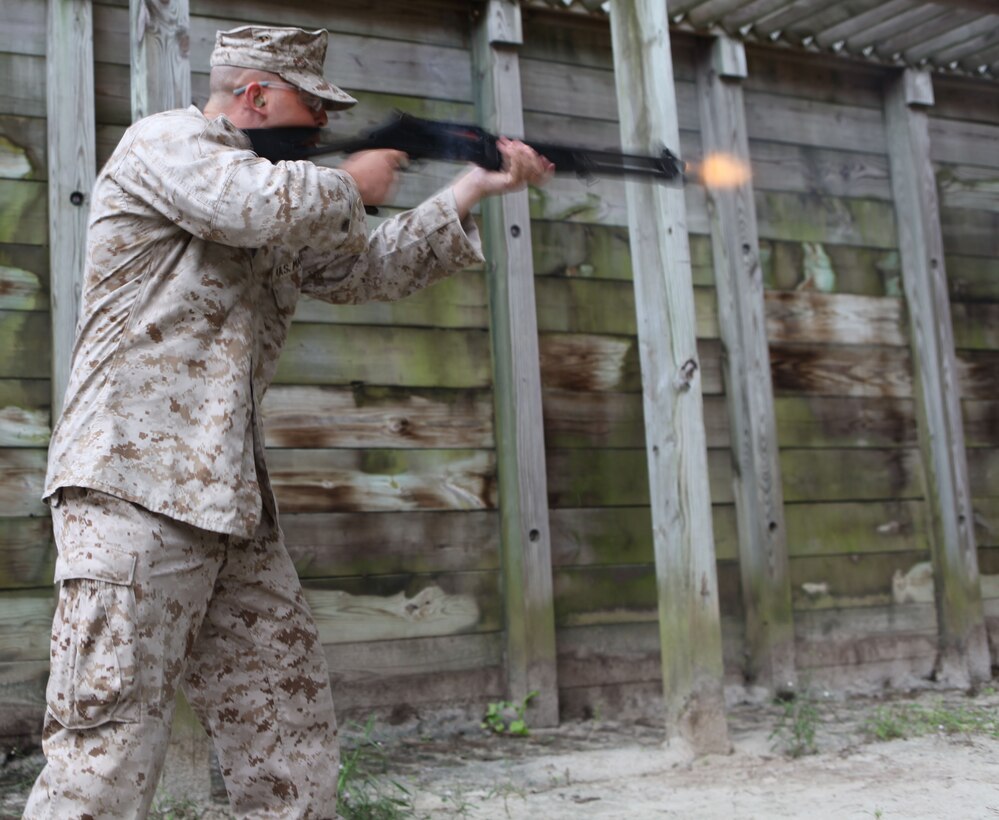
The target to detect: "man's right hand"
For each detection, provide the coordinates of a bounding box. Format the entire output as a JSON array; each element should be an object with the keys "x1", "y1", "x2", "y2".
[{"x1": 339, "y1": 149, "x2": 407, "y2": 206}]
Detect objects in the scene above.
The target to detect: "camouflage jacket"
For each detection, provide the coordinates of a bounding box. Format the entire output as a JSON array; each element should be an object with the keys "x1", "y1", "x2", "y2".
[{"x1": 45, "y1": 106, "x2": 484, "y2": 538}]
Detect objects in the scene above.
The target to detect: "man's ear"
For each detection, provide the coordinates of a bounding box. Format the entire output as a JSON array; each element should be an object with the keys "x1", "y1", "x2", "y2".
[{"x1": 240, "y1": 81, "x2": 267, "y2": 116}]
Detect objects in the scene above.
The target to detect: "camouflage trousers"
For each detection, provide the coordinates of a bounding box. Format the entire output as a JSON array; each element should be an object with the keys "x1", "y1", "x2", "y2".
[{"x1": 23, "y1": 487, "x2": 340, "y2": 819}]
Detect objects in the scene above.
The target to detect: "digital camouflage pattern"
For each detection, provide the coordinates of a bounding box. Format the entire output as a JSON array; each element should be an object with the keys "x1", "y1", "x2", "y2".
[
  {"x1": 30, "y1": 100, "x2": 483, "y2": 817},
  {"x1": 25, "y1": 487, "x2": 339, "y2": 818},
  {"x1": 44, "y1": 105, "x2": 484, "y2": 538}
]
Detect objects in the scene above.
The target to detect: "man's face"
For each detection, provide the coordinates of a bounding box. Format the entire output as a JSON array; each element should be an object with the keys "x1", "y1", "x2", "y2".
[{"x1": 260, "y1": 82, "x2": 327, "y2": 128}]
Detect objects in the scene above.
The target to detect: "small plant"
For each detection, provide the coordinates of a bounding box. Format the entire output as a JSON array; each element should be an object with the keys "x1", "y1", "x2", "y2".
[
  {"x1": 864, "y1": 700, "x2": 999, "y2": 742},
  {"x1": 481, "y1": 690, "x2": 538, "y2": 737},
  {"x1": 338, "y1": 716, "x2": 413, "y2": 820},
  {"x1": 769, "y1": 690, "x2": 820, "y2": 758}
]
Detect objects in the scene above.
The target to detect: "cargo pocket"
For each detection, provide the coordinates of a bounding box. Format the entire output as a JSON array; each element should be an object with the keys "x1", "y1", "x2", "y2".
[{"x1": 46, "y1": 547, "x2": 140, "y2": 729}]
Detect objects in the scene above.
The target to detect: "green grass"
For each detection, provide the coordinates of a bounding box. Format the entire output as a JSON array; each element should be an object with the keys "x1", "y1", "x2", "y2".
[
  {"x1": 864, "y1": 699, "x2": 999, "y2": 742},
  {"x1": 338, "y1": 717, "x2": 414, "y2": 820},
  {"x1": 769, "y1": 691, "x2": 820, "y2": 758}
]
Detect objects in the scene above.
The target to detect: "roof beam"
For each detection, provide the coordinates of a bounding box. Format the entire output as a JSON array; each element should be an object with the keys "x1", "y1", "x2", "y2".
[
  {"x1": 876, "y1": 8, "x2": 979, "y2": 56},
  {"x1": 905, "y1": 15, "x2": 999, "y2": 63},
  {"x1": 812, "y1": 0, "x2": 920, "y2": 49}
]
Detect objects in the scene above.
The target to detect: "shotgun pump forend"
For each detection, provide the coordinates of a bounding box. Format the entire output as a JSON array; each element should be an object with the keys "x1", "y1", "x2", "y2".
[{"x1": 300, "y1": 112, "x2": 686, "y2": 184}]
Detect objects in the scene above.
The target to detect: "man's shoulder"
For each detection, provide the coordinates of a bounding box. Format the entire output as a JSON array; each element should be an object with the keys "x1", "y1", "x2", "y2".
[{"x1": 114, "y1": 107, "x2": 249, "y2": 166}]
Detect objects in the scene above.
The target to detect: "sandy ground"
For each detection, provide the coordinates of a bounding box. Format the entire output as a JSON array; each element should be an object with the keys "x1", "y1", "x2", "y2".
[{"x1": 2, "y1": 687, "x2": 997, "y2": 819}]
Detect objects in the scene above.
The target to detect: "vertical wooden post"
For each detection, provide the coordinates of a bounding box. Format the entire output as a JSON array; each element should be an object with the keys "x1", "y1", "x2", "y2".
[
  {"x1": 471, "y1": 0, "x2": 558, "y2": 726},
  {"x1": 47, "y1": 0, "x2": 96, "y2": 418},
  {"x1": 696, "y1": 35, "x2": 795, "y2": 695},
  {"x1": 609, "y1": 0, "x2": 729, "y2": 753},
  {"x1": 884, "y1": 68, "x2": 991, "y2": 686},
  {"x1": 130, "y1": 0, "x2": 191, "y2": 121}
]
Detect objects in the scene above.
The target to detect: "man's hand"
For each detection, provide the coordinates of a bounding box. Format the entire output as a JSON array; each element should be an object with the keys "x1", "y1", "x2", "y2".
[
  {"x1": 339, "y1": 149, "x2": 407, "y2": 206},
  {"x1": 452, "y1": 138, "x2": 555, "y2": 220}
]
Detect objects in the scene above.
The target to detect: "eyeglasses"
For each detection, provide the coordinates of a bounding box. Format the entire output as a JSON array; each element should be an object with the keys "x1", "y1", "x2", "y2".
[{"x1": 233, "y1": 81, "x2": 325, "y2": 115}]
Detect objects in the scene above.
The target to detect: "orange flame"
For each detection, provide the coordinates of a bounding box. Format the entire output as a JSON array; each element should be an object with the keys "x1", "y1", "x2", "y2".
[{"x1": 695, "y1": 152, "x2": 752, "y2": 189}]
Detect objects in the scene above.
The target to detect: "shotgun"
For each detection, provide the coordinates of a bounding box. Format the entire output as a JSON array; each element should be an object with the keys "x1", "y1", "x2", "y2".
[{"x1": 245, "y1": 111, "x2": 687, "y2": 185}]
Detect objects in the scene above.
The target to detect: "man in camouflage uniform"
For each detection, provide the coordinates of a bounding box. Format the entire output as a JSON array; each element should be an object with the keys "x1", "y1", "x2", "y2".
[{"x1": 24, "y1": 25, "x2": 552, "y2": 819}]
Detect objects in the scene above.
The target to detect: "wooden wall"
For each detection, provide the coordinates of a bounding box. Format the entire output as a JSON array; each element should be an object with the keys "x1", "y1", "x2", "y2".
[
  {"x1": 0, "y1": 0, "x2": 55, "y2": 739},
  {"x1": 744, "y1": 48, "x2": 940, "y2": 690},
  {"x1": 930, "y1": 75, "x2": 999, "y2": 659},
  {"x1": 519, "y1": 13, "x2": 743, "y2": 718},
  {"x1": 0, "y1": 0, "x2": 994, "y2": 743}
]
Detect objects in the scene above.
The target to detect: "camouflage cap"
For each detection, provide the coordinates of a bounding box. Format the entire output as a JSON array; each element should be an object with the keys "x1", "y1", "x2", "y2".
[{"x1": 211, "y1": 25, "x2": 357, "y2": 111}]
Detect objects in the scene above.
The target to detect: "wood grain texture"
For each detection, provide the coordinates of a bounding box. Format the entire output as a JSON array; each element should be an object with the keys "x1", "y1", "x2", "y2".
[
  {"x1": 886, "y1": 68, "x2": 991, "y2": 684},
  {"x1": 47, "y1": 0, "x2": 95, "y2": 419},
  {"x1": 698, "y1": 34, "x2": 794, "y2": 694},
  {"x1": 610, "y1": 0, "x2": 728, "y2": 753},
  {"x1": 472, "y1": 0, "x2": 558, "y2": 725}
]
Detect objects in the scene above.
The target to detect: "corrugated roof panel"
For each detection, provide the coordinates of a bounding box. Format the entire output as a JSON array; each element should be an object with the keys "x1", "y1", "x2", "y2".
[{"x1": 519, "y1": 0, "x2": 999, "y2": 80}]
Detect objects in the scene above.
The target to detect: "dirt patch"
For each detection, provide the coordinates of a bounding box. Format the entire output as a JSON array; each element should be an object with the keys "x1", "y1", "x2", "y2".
[{"x1": 3, "y1": 687, "x2": 997, "y2": 819}]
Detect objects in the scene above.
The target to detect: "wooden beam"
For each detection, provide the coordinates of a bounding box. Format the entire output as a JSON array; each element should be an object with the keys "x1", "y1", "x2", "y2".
[
  {"x1": 471, "y1": 0, "x2": 558, "y2": 727},
  {"x1": 129, "y1": 0, "x2": 191, "y2": 121},
  {"x1": 697, "y1": 35, "x2": 795, "y2": 694},
  {"x1": 47, "y1": 0, "x2": 96, "y2": 419},
  {"x1": 884, "y1": 68, "x2": 991, "y2": 685},
  {"x1": 608, "y1": 0, "x2": 729, "y2": 754}
]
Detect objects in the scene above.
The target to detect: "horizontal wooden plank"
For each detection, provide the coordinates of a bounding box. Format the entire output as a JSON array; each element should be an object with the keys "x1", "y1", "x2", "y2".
[
  {"x1": 941, "y1": 206, "x2": 999, "y2": 259},
  {"x1": 553, "y1": 565, "x2": 657, "y2": 627},
  {"x1": 755, "y1": 192, "x2": 897, "y2": 250},
  {"x1": 268, "y1": 448, "x2": 496, "y2": 513},
  {"x1": 770, "y1": 343, "x2": 913, "y2": 398},
  {"x1": 929, "y1": 117, "x2": 999, "y2": 168},
  {"x1": 775, "y1": 396, "x2": 917, "y2": 448},
  {"x1": 275, "y1": 324, "x2": 491, "y2": 388},
  {"x1": 0, "y1": 0, "x2": 45, "y2": 56},
  {"x1": 531, "y1": 222, "x2": 715, "y2": 285},
  {"x1": 0, "y1": 53, "x2": 46, "y2": 118},
  {"x1": 744, "y1": 90, "x2": 887, "y2": 154},
  {"x1": 324, "y1": 632, "x2": 505, "y2": 714},
  {"x1": 744, "y1": 47, "x2": 885, "y2": 109},
  {"x1": 930, "y1": 76, "x2": 999, "y2": 127},
  {"x1": 0, "y1": 516, "x2": 54, "y2": 588},
  {"x1": 958, "y1": 350, "x2": 999, "y2": 400},
  {"x1": 526, "y1": 172, "x2": 707, "y2": 230},
  {"x1": 791, "y1": 551, "x2": 931, "y2": 610},
  {"x1": 936, "y1": 162, "x2": 999, "y2": 213},
  {"x1": 93, "y1": 4, "x2": 475, "y2": 102},
  {"x1": 749, "y1": 140, "x2": 892, "y2": 201},
  {"x1": 282, "y1": 510, "x2": 499, "y2": 577},
  {"x1": 549, "y1": 504, "x2": 739, "y2": 565},
  {"x1": 765, "y1": 291, "x2": 907, "y2": 347},
  {"x1": 0, "y1": 589, "x2": 53, "y2": 662},
  {"x1": 0, "y1": 263, "x2": 46, "y2": 311},
  {"x1": 108, "y1": 0, "x2": 473, "y2": 49},
  {"x1": 546, "y1": 446, "x2": 925, "y2": 509},
  {"x1": 303, "y1": 570, "x2": 500, "y2": 644},
  {"x1": 0, "y1": 378, "x2": 50, "y2": 447},
  {"x1": 0, "y1": 448, "x2": 46, "y2": 516},
  {"x1": 292, "y1": 272, "x2": 487, "y2": 328},
  {"x1": 785, "y1": 500, "x2": 929, "y2": 559},
  {"x1": 542, "y1": 389, "x2": 647, "y2": 449},
  {"x1": 535, "y1": 278, "x2": 718, "y2": 338},
  {"x1": 781, "y1": 448, "x2": 924, "y2": 503},
  {"x1": 762, "y1": 240, "x2": 900, "y2": 297},
  {"x1": 0, "y1": 311, "x2": 49, "y2": 380},
  {"x1": 0, "y1": 660, "x2": 47, "y2": 741},
  {"x1": 262, "y1": 384, "x2": 493, "y2": 449},
  {"x1": 0, "y1": 179, "x2": 47, "y2": 246},
  {"x1": 952, "y1": 302, "x2": 999, "y2": 351},
  {"x1": 968, "y1": 448, "x2": 999, "y2": 497},
  {"x1": 0, "y1": 115, "x2": 46, "y2": 181},
  {"x1": 795, "y1": 601, "x2": 937, "y2": 640},
  {"x1": 947, "y1": 254, "x2": 999, "y2": 302},
  {"x1": 965, "y1": 401, "x2": 999, "y2": 448}
]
